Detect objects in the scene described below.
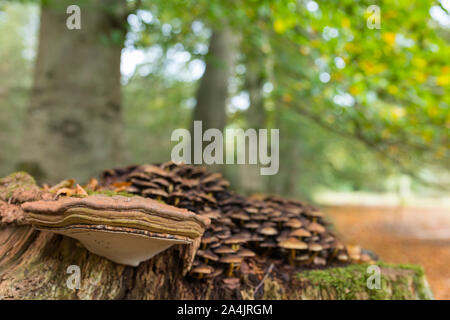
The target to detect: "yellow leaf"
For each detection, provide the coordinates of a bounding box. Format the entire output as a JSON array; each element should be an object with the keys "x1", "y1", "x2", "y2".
[
  {"x1": 274, "y1": 19, "x2": 287, "y2": 34},
  {"x1": 414, "y1": 71, "x2": 427, "y2": 84},
  {"x1": 412, "y1": 57, "x2": 427, "y2": 69},
  {"x1": 387, "y1": 85, "x2": 398, "y2": 95},
  {"x1": 341, "y1": 18, "x2": 350, "y2": 28},
  {"x1": 349, "y1": 85, "x2": 360, "y2": 96},
  {"x1": 382, "y1": 32, "x2": 396, "y2": 46},
  {"x1": 436, "y1": 74, "x2": 450, "y2": 86}
]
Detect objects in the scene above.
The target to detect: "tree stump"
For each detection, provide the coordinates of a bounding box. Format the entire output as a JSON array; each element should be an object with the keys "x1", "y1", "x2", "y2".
[
  {"x1": 0, "y1": 173, "x2": 433, "y2": 300},
  {"x1": 0, "y1": 224, "x2": 433, "y2": 300}
]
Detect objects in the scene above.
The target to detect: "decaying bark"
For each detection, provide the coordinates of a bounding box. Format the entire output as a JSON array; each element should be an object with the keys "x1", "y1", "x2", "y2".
[
  {"x1": 0, "y1": 172, "x2": 433, "y2": 300},
  {"x1": 0, "y1": 224, "x2": 433, "y2": 299}
]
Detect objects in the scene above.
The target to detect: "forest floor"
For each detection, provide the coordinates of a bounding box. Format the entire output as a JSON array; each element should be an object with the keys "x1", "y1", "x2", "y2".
[{"x1": 326, "y1": 205, "x2": 450, "y2": 300}]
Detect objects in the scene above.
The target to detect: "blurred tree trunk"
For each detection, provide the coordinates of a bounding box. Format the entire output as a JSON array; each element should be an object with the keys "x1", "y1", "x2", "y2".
[
  {"x1": 190, "y1": 27, "x2": 236, "y2": 162},
  {"x1": 268, "y1": 113, "x2": 301, "y2": 196},
  {"x1": 237, "y1": 49, "x2": 267, "y2": 194},
  {"x1": 17, "y1": 0, "x2": 127, "y2": 184}
]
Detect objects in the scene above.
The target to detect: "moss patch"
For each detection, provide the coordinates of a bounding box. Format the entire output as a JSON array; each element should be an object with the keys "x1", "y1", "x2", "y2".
[
  {"x1": 297, "y1": 262, "x2": 433, "y2": 300},
  {"x1": 0, "y1": 172, "x2": 38, "y2": 201},
  {"x1": 86, "y1": 189, "x2": 136, "y2": 198}
]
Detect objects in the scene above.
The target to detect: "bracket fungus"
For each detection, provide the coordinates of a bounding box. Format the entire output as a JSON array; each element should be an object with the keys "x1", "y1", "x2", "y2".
[{"x1": 22, "y1": 194, "x2": 209, "y2": 266}]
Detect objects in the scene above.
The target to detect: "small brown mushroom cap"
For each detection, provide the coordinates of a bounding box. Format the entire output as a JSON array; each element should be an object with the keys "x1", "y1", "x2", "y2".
[
  {"x1": 141, "y1": 188, "x2": 169, "y2": 198},
  {"x1": 308, "y1": 243, "x2": 323, "y2": 252},
  {"x1": 243, "y1": 222, "x2": 260, "y2": 229},
  {"x1": 214, "y1": 245, "x2": 236, "y2": 254},
  {"x1": 224, "y1": 234, "x2": 249, "y2": 244},
  {"x1": 220, "y1": 254, "x2": 243, "y2": 264},
  {"x1": 289, "y1": 228, "x2": 311, "y2": 238},
  {"x1": 196, "y1": 249, "x2": 219, "y2": 261},
  {"x1": 201, "y1": 235, "x2": 218, "y2": 244},
  {"x1": 236, "y1": 248, "x2": 256, "y2": 258},
  {"x1": 230, "y1": 212, "x2": 250, "y2": 221},
  {"x1": 337, "y1": 253, "x2": 349, "y2": 262},
  {"x1": 295, "y1": 254, "x2": 309, "y2": 262},
  {"x1": 285, "y1": 218, "x2": 302, "y2": 228},
  {"x1": 313, "y1": 257, "x2": 326, "y2": 266},
  {"x1": 191, "y1": 264, "x2": 214, "y2": 275},
  {"x1": 205, "y1": 267, "x2": 224, "y2": 278},
  {"x1": 332, "y1": 240, "x2": 345, "y2": 250},
  {"x1": 258, "y1": 226, "x2": 278, "y2": 236},
  {"x1": 249, "y1": 234, "x2": 265, "y2": 242},
  {"x1": 250, "y1": 214, "x2": 268, "y2": 221},
  {"x1": 307, "y1": 222, "x2": 326, "y2": 233},
  {"x1": 278, "y1": 238, "x2": 308, "y2": 250},
  {"x1": 244, "y1": 207, "x2": 259, "y2": 214},
  {"x1": 260, "y1": 239, "x2": 277, "y2": 248}
]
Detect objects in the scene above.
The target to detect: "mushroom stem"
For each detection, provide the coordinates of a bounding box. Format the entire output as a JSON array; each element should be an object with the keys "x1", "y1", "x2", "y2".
[
  {"x1": 289, "y1": 249, "x2": 296, "y2": 266},
  {"x1": 329, "y1": 248, "x2": 338, "y2": 262},
  {"x1": 227, "y1": 263, "x2": 234, "y2": 277},
  {"x1": 307, "y1": 251, "x2": 319, "y2": 264}
]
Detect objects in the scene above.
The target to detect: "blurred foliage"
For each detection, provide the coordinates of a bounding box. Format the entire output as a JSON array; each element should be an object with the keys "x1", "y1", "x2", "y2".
[
  {"x1": 0, "y1": 0, "x2": 448, "y2": 198},
  {"x1": 0, "y1": 3, "x2": 36, "y2": 174}
]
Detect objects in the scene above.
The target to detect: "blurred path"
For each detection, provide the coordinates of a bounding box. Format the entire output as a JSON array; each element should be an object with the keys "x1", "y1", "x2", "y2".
[{"x1": 326, "y1": 205, "x2": 450, "y2": 300}]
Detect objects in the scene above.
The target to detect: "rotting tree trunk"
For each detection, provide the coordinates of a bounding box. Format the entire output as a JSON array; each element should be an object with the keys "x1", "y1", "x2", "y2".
[
  {"x1": 0, "y1": 225, "x2": 434, "y2": 300},
  {"x1": 0, "y1": 175, "x2": 433, "y2": 300},
  {"x1": 17, "y1": 0, "x2": 127, "y2": 185}
]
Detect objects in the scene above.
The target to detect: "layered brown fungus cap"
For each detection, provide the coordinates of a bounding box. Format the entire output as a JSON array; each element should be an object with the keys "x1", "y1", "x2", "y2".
[{"x1": 22, "y1": 194, "x2": 209, "y2": 266}]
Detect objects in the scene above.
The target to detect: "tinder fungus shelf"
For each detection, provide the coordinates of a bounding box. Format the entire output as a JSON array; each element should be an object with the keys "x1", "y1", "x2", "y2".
[{"x1": 22, "y1": 194, "x2": 209, "y2": 266}]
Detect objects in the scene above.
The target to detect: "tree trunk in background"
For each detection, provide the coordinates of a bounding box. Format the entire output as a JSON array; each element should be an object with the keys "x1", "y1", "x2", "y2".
[
  {"x1": 268, "y1": 113, "x2": 301, "y2": 197},
  {"x1": 191, "y1": 27, "x2": 235, "y2": 143},
  {"x1": 237, "y1": 50, "x2": 266, "y2": 194},
  {"x1": 245, "y1": 56, "x2": 266, "y2": 131},
  {"x1": 190, "y1": 26, "x2": 237, "y2": 178},
  {"x1": 17, "y1": 0, "x2": 127, "y2": 185}
]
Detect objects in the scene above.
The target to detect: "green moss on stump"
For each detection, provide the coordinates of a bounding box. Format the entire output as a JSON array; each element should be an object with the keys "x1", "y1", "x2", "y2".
[
  {"x1": 297, "y1": 262, "x2": 433, "y2": 300},
  {"x1": 0, "y1": 171, "x2": 38, "y2": 201},
  {"x1": 85, "y1": 189, "x2": 136, "y2": 198}
]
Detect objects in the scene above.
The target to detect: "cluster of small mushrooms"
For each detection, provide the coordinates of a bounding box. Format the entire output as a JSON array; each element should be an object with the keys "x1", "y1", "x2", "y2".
[{"x1": 15, "y1": 162, "x2": 374, "y2": 280}]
